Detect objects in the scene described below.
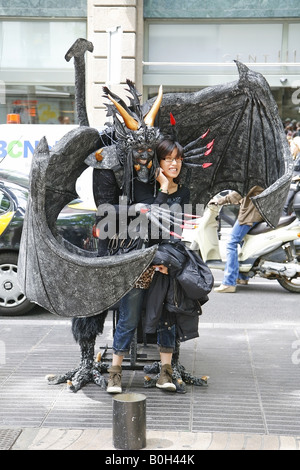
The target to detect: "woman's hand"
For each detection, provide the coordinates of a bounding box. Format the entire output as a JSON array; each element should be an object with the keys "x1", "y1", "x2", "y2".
[
  {"x1": 156, "y1": 168, "x2": 169, "y2": 192},
  {"x1": 153, "y1": 264, "x2": 168, "y2": 275}
]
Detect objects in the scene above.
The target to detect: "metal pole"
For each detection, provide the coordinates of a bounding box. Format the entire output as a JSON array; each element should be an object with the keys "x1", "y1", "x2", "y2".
[{"x1": 112, "y1": 393, "x2": 147, "y2": 450}]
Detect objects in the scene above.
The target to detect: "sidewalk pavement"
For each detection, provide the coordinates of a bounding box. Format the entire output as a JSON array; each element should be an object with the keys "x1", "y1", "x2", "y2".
[
  {"x1": 1, "y1": 313, "x2": 300, "y2": 451},
  {"x1": 4, "y1": 427, "x2": 300, "y2": 450}
]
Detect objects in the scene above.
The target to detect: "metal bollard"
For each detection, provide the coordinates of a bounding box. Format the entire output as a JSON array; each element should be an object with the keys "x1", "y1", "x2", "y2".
[{"x1": 112, "y1": 393, "x2": 147, "y2": 450}]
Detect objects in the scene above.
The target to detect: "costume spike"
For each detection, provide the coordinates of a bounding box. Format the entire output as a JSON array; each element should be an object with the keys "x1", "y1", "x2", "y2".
[
  {"x1": 144, "y1": 85, "x2": 163, "y2": 126},
  {"x1": 206, "y1": 139, "x2": 214, "y2": 149},
  {"x1": 170, "y1": 231, "x2": 184, "y2": 239},
  {"x1": 170, "y1": 112, "x2": 176, "y2": 126},
  {"x1": 184, "y1": 213, "x2": 200, "y2": 218},
  {"x1": 204, "y1": 147, "x2": 213, "y2": 156},
  {"x1": 107, "y1": 94, "x2": 139, "y2": 131},
  {"x1": 201, "y1": 129, "x2": 210, "y2": 139}
]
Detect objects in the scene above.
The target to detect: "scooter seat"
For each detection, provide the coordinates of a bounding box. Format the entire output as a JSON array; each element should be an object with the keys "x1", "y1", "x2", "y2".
[{"x1": 248, "y1": 215, "x2": 296, "y2": 235}]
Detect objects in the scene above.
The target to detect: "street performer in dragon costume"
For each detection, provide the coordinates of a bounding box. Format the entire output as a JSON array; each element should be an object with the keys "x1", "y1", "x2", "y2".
[
  {"x1": 18, "y1": 38, "x2": 293, "y2": 394},
  {"x1": 92, "y1": 85, "x2": 215, "y2": 393}
]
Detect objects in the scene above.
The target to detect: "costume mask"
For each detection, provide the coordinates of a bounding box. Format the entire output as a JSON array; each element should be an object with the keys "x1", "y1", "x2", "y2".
[{"x1": 103, "y1": 81, "x2": 163, "y2": 195}]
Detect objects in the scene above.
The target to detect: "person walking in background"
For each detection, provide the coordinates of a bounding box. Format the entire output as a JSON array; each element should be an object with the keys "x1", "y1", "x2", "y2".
[{"x1": 212, "y1": 186, "x2": 264, "y2": 293}]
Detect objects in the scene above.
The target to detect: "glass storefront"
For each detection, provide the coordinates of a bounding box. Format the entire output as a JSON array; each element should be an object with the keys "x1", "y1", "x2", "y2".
[
  {"x1": 3, "y1": 84, "x2": 76, "y2": 124},
  {"x1": 143, "y1": 20, "x2": 300, "y2": 122},
  {"x1": 0, "y1": 19, "x2": 86, "y2": 124}
]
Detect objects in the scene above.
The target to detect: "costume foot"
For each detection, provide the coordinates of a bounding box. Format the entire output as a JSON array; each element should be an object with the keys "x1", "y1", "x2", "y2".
[
  {"x1": 144, "y1": 361, "x2": 160, "y2": 375},
  {"x1": 172, "y1": 361, "x2": 209, "y2": 388},
  {"x1": 46, "y1": 353, "x2": 108, "y2": 393},
  {"x1": 214, "y1": 283, "x2": 236, "y2": 293}
]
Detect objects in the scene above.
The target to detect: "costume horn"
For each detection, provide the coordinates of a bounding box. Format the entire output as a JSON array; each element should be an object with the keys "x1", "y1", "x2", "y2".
[
  {"x1": 144, "y1": 85, "x2": 163, "y2": 127},
  {"x1": 107, "y1": 94, "x2": 139, "y2": 131}
]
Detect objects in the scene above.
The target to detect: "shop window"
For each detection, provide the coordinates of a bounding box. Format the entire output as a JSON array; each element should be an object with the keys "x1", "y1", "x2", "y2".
[
  {"x1": 0, "y1": 85, "x2": 76, "y2": 125},
  {"x1": 0, "y1": 19, "x2": 85, "y2": 124},
  {"x1": 146, "y1": 23, "x2": 283, "y2": 73}
]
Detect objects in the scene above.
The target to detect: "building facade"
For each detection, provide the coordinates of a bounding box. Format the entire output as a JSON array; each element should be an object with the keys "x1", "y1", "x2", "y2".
[
  {"x1": 1, "y1": 1, "x2": 300, "y2": 127},
  {"x1": 87, "y1": 0, "x2": 300, "y2": 126}
]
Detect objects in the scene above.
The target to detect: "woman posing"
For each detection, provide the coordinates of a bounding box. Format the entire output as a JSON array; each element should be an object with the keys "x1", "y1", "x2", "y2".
[{"x1": 107, "y1": 136, "x2": 190, "y2": 393}]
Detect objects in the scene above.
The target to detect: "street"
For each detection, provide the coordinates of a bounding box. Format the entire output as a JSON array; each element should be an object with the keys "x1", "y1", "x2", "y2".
[
  {"x1": 6, "y1": 268, "x2": 298, "y2": 326},
  {"x1": 204, "y1": 269, "x2": 299, "y2": 325}
]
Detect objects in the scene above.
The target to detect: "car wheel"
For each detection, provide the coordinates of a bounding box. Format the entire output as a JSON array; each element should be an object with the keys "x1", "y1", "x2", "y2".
[{"x1": 0, "y1": 252, "x2": 35, "y2": 316}]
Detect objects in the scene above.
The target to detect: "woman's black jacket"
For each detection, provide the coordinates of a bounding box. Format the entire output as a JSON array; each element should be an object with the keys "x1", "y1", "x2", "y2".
[{"x1": 144, "y1": 241, "x2": 214, "y2": 342}]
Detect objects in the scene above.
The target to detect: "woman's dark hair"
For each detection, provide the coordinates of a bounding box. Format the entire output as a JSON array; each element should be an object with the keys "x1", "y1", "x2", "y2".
[{"x1": 156, "y1": 136, "x2": 184, "y2": 184}]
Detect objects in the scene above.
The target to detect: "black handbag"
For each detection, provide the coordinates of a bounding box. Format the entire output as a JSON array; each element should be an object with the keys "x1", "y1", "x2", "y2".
[{"x1": 176, "y1": 247, "x2": 214, "y2": 304}]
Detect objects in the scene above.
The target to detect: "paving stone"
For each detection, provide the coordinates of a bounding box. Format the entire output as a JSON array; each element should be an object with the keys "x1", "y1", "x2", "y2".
[{"x1": 279, "y1": 436, "x2": 298, "y2": 450}]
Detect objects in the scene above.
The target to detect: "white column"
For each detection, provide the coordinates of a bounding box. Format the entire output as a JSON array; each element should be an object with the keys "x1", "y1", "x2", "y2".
[{"x1": 86, "y1": 0, "x2": 143, "y2": 127}]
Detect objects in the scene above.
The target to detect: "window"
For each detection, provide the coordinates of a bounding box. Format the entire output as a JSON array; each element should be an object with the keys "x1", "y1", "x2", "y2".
[
  {"x1": 144, "y1": 20, "x2": 300, "y2": 120},
  {"x1": 3, "y1": 84, "x2": 76, "y2": 124},
  {"x1": 147, "y1": 23, "x2": 283, "y2": 71},
  {"x1": 0, "y1": 190, "x2": 11, "y2": 214},
  {"x1": 0, "y1": 19, "x2": 86, "y2": 124}
]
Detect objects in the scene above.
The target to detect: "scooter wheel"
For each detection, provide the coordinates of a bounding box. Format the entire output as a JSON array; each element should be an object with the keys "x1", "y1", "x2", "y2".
[{"x1": 277, "y1": 276, "x2": 300, "y2": 293}]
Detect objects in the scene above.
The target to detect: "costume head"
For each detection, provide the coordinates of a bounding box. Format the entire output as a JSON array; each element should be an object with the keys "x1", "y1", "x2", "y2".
[{"x1": 103, "y1": 80, "x2": 163, "y2": 201}]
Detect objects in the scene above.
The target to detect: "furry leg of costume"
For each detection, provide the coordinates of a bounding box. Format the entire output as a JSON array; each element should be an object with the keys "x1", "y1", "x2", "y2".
[{"x1": 46, "y1": 313, "x2": 108, "y2": 393}]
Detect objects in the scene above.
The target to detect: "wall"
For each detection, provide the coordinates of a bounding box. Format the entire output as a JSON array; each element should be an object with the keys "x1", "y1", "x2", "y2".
[{"x1": 86, "y1": 0, "x2": 143, "y2": 127}]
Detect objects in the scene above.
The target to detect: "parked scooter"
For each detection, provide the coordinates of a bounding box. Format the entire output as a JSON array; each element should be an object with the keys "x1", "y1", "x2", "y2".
[{"x1": 183, "y1": 200, "x2": 300, "y2": 293}]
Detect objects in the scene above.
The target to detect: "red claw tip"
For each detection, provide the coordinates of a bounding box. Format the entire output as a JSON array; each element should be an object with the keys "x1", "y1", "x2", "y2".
[
  {"x1": 206, "y1": 139, "x2": 214, "y2": 149},
  {"x1": 202, "y1": 163, "x2": 213, "y2": 169},
  {"x1": 204, "y1": 147, "x2": 213, "y2": 156},
  {"x1": 170, "y1": 231, "x2": 183, "y2": 239},
  {"x1": 201, "y1": 129, "x2": 210, "y2": 139}
]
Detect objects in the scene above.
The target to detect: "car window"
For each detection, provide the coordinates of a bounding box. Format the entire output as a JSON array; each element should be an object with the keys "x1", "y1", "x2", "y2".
[{"x1": 0, "y1": 190, "x2": 11, "y2": 214}]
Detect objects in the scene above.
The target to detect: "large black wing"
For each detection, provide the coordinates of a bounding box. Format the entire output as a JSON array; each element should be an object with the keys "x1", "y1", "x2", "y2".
[
  {"x1": 17, "y1": 127, "x2": 157, "y2": 317},
  {"x1": 152, "y1": 61, "x2": 293, "y2": 228}
]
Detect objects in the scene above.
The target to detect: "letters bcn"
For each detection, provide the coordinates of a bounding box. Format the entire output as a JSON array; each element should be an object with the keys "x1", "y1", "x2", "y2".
[{"x1": 0, "y1": 140, "x2": 39, "y2": 159}]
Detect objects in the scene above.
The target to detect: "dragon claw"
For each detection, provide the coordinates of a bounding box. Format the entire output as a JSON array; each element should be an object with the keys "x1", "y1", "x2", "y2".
[{"x1": 46, "y1": 357, "x2": 109, "y2": 393}]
